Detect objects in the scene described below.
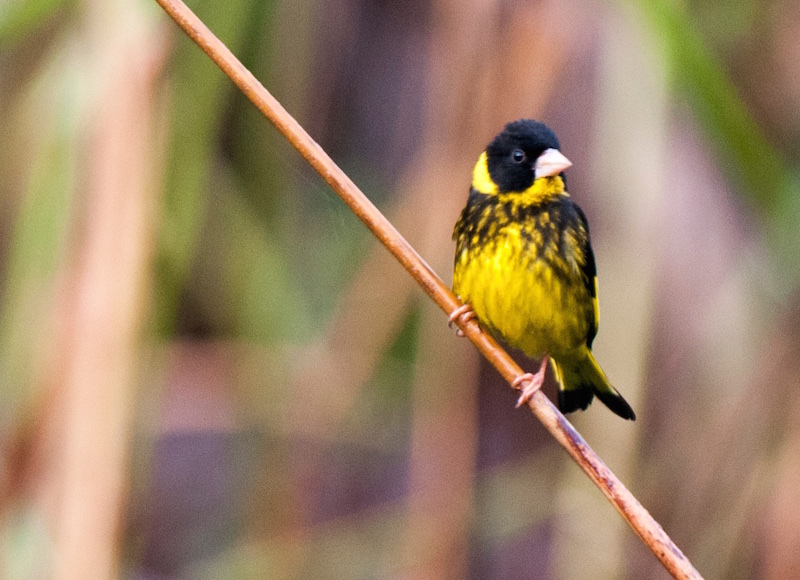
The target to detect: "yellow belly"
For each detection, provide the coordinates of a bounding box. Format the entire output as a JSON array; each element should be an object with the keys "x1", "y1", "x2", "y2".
[{"x1": 453, "y1": 228, "x2": 592, "y2": 358}]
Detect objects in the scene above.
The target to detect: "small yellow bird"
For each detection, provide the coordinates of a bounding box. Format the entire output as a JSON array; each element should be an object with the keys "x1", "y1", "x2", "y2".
[{"x1": 451, "y1": 120, "x2": 635, "y2": 420}]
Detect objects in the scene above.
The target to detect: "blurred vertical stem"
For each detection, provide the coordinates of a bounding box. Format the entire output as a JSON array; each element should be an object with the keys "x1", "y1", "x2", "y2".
[
  {"x1": 633, "y1": 0, "x2": 800, "y2": 283},
  {"x1": 47, "y1": 1, "x2": 163, "y2": 576}
]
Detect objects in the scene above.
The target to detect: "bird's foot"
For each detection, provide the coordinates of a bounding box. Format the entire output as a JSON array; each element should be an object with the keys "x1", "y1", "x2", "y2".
[
  {"x1": 448, "y1": 303, "x2": 477, "y2": 337},
  {"x1": 513, "y1": 355, "x2": 549, "y2": 408}
]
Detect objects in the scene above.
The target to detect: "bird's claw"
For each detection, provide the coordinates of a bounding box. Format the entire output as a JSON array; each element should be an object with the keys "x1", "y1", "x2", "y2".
[
  {"x1": 513, "y1": 373, "x2": 543, "y2": 407},
  {"x1": 513, "y1": 355, "x2": 549, "y2": 408},
  {"x1": 448, "y1": 303, "x2": 477, "y2": 337}
]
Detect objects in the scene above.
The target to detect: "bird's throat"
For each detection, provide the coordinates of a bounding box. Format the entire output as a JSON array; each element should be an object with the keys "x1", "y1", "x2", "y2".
[{"x1": 498, "y1": 176, "x2": 569, "y2": 206}]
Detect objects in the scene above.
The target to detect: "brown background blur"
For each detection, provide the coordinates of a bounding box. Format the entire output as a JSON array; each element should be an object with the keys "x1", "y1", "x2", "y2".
[{"x1": 1, "y1": 0, "x2": 800, "y2": 578}]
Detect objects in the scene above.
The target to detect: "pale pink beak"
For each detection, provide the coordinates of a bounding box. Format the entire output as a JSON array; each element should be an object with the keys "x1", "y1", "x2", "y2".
[{"x1": 534, "y1": 148, "x2": 572, "y2": 179}]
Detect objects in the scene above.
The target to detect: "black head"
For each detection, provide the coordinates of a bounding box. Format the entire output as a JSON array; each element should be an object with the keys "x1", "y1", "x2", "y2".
[{"x1": 485, "y1": 120, "x2": 562, "y2": 193}]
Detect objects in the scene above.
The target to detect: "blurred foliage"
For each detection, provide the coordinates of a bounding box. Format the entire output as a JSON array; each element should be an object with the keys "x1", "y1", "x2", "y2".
[
  {"x1": 157, "y1": 0, "x2": 373, "y2": 340},
  {"x1": 636, "y1": 0, "x2": 800, "y2": 285},
  {"x1": 0, "y1": 5, "x2": 79, "y2": 420},
  {"x1": 0, "y1": 0, "x2": 73, "y2": 45},
  {"x1": 156, "y1": 0, "x2": 258, "y2": 334},
  {"x1": 1, "y1": 0, "x2": 800, "y2": 577}
]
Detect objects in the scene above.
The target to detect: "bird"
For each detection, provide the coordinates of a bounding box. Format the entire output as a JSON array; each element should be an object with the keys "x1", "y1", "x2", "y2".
[{"x1": 450, "y1": 119, "x2": 635, "y2": 420}]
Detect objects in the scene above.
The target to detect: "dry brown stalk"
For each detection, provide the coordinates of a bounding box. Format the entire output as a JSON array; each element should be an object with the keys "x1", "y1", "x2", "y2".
[
  {"x1": 153, "y1": 0, "x2": 703, "y2": 577},
  {"x1": 46, "y1": 7, "x2": 163, "y2": 577}
]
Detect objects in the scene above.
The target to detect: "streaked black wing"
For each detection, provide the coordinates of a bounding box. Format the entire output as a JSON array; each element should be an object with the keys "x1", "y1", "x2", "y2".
[{"x1": 574, "y1": 204, "x2": 599, "y2": 348}]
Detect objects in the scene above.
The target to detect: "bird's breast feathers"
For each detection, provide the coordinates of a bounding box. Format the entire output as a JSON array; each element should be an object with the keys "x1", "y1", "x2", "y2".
[{"x1": 453, "y1": 196, "x2": 593, "y2": 357}]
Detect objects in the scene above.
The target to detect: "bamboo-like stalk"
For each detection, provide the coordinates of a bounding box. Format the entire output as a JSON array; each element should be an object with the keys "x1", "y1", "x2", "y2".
[
  {"x1": 153, "y1": 0, "x2": 703, "y2": 577},
  {"x1": 48, "y1": 7, "x2": 162, "y2": 577}
]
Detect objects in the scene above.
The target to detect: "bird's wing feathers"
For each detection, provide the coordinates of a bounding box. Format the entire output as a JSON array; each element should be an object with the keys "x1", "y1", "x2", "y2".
[{"x1": 574, "y1": 205, "x2": 599, "y2": 348}]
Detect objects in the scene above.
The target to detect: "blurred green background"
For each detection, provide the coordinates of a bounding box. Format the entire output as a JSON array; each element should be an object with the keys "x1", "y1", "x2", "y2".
[{"x1": 1, "y1": 0, "x2": 799, "y2": 578}]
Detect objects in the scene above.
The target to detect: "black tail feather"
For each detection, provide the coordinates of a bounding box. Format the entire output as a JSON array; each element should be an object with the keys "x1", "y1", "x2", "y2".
[
  {"x1": 558, "y1": 386, "x2": 594, "y2": 414},
  {"x1": 552, "y1": 353, "x2": 637, "y2": 421},
  {"x1": 595, "y1": 389, "x2": 636, "y2": 421}
]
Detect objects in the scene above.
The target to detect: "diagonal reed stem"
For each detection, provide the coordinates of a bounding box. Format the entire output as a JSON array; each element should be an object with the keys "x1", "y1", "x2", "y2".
[{"x1": 153, "y1": 1, "x2": 703, "y2": 577}]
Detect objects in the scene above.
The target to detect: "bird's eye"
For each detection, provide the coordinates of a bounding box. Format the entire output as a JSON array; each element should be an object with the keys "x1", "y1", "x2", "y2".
[{"x1": 512, "y1": 149, "x2": 526, "y2": 163}]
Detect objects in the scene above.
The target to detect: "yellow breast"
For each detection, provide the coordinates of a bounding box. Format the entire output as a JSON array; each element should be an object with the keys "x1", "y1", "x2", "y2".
[{"x1": 453, "y1": 221, "x2": 592, "y2": 358}]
